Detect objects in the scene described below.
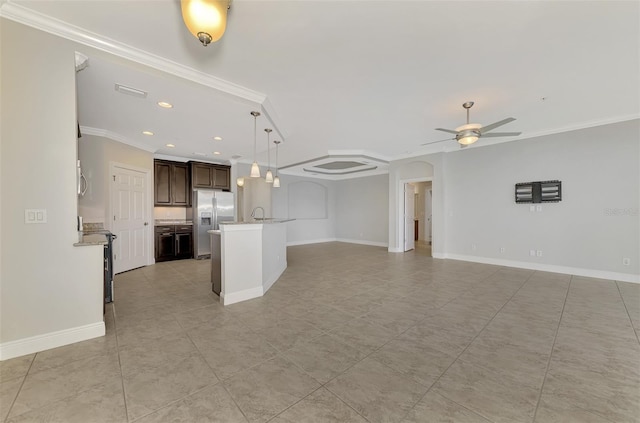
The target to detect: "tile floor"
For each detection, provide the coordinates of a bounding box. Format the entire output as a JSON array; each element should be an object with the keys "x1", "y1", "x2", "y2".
[{"x1": 1, "y1": 242, "x2": 639, "y2": 422}]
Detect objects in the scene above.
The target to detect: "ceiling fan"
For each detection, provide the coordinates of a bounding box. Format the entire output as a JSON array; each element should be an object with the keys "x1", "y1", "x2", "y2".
[{"x1": 423, "y1": 101, "x2": 521, "y2": 148}]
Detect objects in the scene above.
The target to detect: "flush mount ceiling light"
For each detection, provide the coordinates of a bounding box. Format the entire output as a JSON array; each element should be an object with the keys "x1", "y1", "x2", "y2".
[
  {"x1": 166, "y1": 143, "x2": 175, "y2": 148},
  {"x1": 264, "y1": 128, "x2": 273, "y2": 184},
  {"x1": 273, "y1": 140, "x2": 281, "y2": 188},
  {"x1": 157, "y1": 101, "x2": 173, "y2": 108},
  {"x1": 181, "y1": 0, "x2": 232, "y2": 46},
  {"x1": 213, "y1": 151, "x2": 221, "y2": 155},
  {"x1": 213, "y1": 136, "x2": 223, "y2": 141},
  {"x1": 250, "y1": 111, "x2": 261, "y2": 178},
  {"x1": 142, "y1": 131, "x2": 154, "y2": 136}
]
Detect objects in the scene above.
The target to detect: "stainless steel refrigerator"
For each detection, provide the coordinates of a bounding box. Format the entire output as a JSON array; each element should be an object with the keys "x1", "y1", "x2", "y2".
[{"x1": 193, "y1": 189, "x2": 234, "y2": 259}]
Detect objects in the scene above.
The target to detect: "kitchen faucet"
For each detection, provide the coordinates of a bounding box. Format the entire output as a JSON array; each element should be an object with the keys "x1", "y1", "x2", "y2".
[{"x1": 251, "y1": 206, "x2": 265, "y2": 220}]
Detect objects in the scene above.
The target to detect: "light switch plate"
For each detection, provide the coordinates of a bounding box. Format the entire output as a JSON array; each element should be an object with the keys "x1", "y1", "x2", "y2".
[{"x1": 25, "y1": 209, "x2": 47, "y2": 224}]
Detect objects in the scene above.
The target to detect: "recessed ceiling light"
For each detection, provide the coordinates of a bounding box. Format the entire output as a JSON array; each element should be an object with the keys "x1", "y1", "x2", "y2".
[
  {"x1": 213, "y1": 151, "x2": 221, "y2": 155},
  {"x1": 166, "y1": 143, "x2": 175, "y2": 148},
  {"x1": 142, "y1": 131, "x2": 154, "y2": 136},
  {"x1": 157, "y1": 101, "x2": 173, "y2": 108},
  {"x1": 213, "y1": 136, "x2": 223, "y2": 141}
]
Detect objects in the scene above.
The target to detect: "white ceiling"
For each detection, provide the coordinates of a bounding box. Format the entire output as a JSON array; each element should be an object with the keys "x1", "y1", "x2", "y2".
[{"x1": 2, "y1": 0, "x2": 638, "y2": 179}]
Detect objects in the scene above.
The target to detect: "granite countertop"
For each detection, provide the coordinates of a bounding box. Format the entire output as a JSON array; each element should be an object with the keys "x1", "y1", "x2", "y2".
[
  {"x1": 154, "y1": 220, "x2": 193, "y2": 226},
  {"x1": 74, "y1": 232, "x2": 109, "y2": 246}
]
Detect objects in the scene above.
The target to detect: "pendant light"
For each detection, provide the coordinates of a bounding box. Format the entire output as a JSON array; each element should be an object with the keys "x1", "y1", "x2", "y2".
[
  {"x1": 264, "y1": 128, "x2": 273, "y2": 183},
  {"x1": 181, "y1": 0, "x2": 231, "y2": 46},
  {"x1": 273, "y1": 140, "x2": 281, "y2": 188},
  {"x1": 250, "y1": 111, "x2": 261, "y2": 178}
]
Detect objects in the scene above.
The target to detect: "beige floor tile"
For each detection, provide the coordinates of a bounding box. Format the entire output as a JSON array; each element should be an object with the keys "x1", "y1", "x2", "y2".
[
  {"x1": 371, "y1": 335, "x2": 456, "y2": 388},
  {"x1": 283, "y1": 333, "x2": 367, "y2": 384},
  {"x1": 188, "y1": 323, "x2": 279, "y2": 379},
  {"x1": 116, "y1": 313, "x2": 184, "y2": 348},
  {"x1": 258, "y1": 317, "x2": 324, "y2": 352},
  {"x1": 300, "y1": 304, "x2": 357, "y2": 331},
  {"x1": 29, "y1": 332, "x2": 117, "y2": 374},
  {"x1": 133, "y1": 384, "x2": 248, "y2": 423},
  {"x1": 328, "y1": 317, "x2": 397, "y2": 353},
  {"x1": 434, "y1": 359, "x2": 539, "y2": 423},
  {"x1": 172, "y1": 303, "x2": 236, "y2": 331},
  {"x1": 8, "y1": 352, "x2": 120, "y2": 418},
  {"x1": 123, "y1": 354, "x2": 217, "y2": 420},
  {"x1": 223, "y1": 356, "x2": 320, "y2": 423},
  {"x1": 119, "y1": 332, "x2": 204, "y2": 376},
  {"x1": 534, "y1": 393, "x2": 615, "y2": 423},
  {"x1": 401, "y1": 391, "x2": 492, "y2": 423},
  {"x1": 0, "y1": 376, "x2": 23, "y2": 421},
  {"x1": 0, "y1": 355, "x2": 34, "y2": 381},
  {"x1": 6, "y1": 378, "x2": 126, "y2": 423},
  {"x1": 326, "y1": 357, "x2": 428, "y2": 423},
  {"x1": 271, "y1": 388, "x2": 366, "y2": 423}
]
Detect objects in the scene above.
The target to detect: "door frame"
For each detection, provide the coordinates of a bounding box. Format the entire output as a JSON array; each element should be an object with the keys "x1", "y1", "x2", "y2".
[
  {"x1": 108, "y1": 161, "x2": 154, "y2": 269},
  {"x1": 397, "y1": 177, "x2": 433, "y2": 254}
]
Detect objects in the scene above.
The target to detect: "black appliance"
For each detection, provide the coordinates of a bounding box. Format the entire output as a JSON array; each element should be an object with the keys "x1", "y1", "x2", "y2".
[{"x1": 104, "y1": 232, "x2": 116, "y2": 304}]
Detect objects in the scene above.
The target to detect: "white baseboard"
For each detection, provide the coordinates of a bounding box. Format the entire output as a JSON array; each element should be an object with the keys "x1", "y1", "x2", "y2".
[
  {"x1": 444, "y1": 253, "x2": 640, "y2": 284},
  {"x1": 335, "y1": 238, "x2": 388, "y2": 248},
  {"x1": 287, "y1": 238, "x2": 337, "y2": 246},
  {"x1": 0, "y1": 322, "x2": 105, "y2": 361},
  {"x1": 388, "y1": 247, "x2": 403, "y2": 253},
  {"x1": 263, "y1": 261, "x2": 287, "y2": 294},
  {"x1": 221, "y1": 286, "x2": 264, "y2": 306}
]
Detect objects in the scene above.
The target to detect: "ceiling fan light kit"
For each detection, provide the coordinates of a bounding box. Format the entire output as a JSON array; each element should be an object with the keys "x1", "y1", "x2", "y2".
[
  {"x1": 181, "y1": 0, "x2": 231, "y2": 46},
  {"x1": 425, "y1": 101, "x2": 522, "y2": 148}
]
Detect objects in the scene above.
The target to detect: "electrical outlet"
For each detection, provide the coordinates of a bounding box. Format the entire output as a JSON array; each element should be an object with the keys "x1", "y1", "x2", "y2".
[
  {"x1": 530, "y1": 250, "x2": 536, "y2": 257},
  {"x1": 623, "y1": 258, "x2": 631, "y2": 266},
  {"x1": 529, "y1": 205, "x2": 535, "y2": 212},
  {"x1": 536, "y1": 205, "x2": 542, "y2": 212},
  {"x1": 536, "y1": 250, "x2": 543, "y2": 257},
  {"x1": 500, "y1": 247, "x2": 505, "y2": 253}
]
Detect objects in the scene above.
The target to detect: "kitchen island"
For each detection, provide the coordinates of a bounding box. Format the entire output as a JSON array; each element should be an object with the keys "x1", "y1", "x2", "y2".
[{"x1": 208, "y1": 219, "x2": 293, "y2": 305}]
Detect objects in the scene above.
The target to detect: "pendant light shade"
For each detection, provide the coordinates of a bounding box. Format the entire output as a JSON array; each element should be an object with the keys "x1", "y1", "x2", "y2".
[
  {"x1": 250, "y1": 111, "x2": 261, "y2": 178},
  {"x1": 264, "y1": 128, "x2": 273, "y2": 184},
  {"x1": 273, "y1": 140, "x2": 281, "y2": 188},
  {"x1": 181, "y1": 0, "x2": 230, "y2": 46}
]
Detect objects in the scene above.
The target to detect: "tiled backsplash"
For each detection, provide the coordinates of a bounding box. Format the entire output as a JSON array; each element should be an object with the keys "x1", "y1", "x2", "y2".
[
  {"x1": 154, "y1": 207, "x2": 187, "y2": 220},
  {"x1": 82, "y1": 222, "x2": 104, "y2": 232}
]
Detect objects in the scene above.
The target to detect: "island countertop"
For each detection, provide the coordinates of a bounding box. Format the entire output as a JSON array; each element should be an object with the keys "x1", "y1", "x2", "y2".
[{"x1": 220, "y1": 218, "x2": 295, "y2": 225}]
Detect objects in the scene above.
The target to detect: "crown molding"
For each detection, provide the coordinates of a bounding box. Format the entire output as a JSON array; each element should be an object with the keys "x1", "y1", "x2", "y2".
[
  {"x1": 393, "y1": 114, "x2": 640, "y2": 161},
  {"x1": 80, "y1": 126, "x2": 156, "y2": 153},
  {"x1": 0, "y1": 2, "x2": 267, "y2": 105}
]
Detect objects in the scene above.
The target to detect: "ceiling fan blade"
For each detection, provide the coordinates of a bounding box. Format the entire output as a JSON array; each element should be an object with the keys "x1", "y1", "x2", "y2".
[
  {"x1": 421, "y1": 137, "x2": 455, "y2": 146},
  {"x1": 480, "y1": 117, "x2": 516, "y2": 133},
  {"x1": 481, "y1": 131, "x2": 522, "y2": 138},
  {"x1": 435, "y1": 128, "x2": 459, "y2": 135}
]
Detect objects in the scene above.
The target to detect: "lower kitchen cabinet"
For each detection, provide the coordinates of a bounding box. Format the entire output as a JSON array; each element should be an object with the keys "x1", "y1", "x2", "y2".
[{"x1": 155, "y1": 225, "x2": 193, "y2": 262}]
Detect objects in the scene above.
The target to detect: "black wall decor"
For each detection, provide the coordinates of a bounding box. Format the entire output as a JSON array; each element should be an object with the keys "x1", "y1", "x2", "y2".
[{"x1": 515, "y1": 180, "x2": 562, "y2": 203}]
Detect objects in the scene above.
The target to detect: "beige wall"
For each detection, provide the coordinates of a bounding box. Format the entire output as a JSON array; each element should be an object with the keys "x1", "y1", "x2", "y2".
[
  {"x1": 78, "y1": 134, "x2": 153, "y2": 223},
  {"x1": 1, "y1": 20, "x2": 104, "y2": 358}
]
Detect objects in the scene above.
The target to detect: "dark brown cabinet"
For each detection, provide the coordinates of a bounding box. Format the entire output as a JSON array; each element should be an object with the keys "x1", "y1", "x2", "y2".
[
  {"x1": 190, "y1": 162, "x2": 231, "y2": 191},
  {"x1": 155, "y1": 225, "x2": 193, "y2": 262},
  {"x1": 154, "y1": 160, "x2": 190, "y2": 206}
]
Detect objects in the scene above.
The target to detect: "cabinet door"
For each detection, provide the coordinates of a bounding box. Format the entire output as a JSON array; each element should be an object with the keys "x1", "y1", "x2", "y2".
[
  {"x1": 172, "y1": 163, "x2": 190, "y2": 206},
  {"x1": 155, "y1": 231, "x2": 175, "y2": 261},
  {"x1": 212, "y1": 166, "x2": 230, "y2": 190},
  {"x1": 154, "y1": 162, "x2": 172, "y2": 205},
  {"x1": 192, "y1": 163, "x2": 213, "y2": 188},
  {"x1": 175, "y1": 232, "x2": 193, "y2": 258}
]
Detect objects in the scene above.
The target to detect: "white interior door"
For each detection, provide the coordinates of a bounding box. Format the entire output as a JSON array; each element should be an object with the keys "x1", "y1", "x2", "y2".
[
  {"x1": 111, "y1": 165, "x2": 149, "y2": 273},
  {"x1": 404, "y1": 184, "x2": 415, "y2": 251}
]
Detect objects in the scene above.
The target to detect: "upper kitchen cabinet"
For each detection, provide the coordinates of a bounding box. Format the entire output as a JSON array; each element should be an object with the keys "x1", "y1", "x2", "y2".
[
  {"x1": 191, "y1": 162, "x2": 231, "y2": 191},
  {"x1": 154, "y1": 160, "x2": 190, "y2": 206}
]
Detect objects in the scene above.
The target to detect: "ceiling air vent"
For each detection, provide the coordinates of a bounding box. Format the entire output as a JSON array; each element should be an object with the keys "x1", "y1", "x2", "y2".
[{"x1": 114, "y1": 83, "x2": 147, "y2": 99}]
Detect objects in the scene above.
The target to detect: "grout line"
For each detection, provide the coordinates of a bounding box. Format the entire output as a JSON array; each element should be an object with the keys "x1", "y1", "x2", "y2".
[
  {"x1": 111, "y1": 303, "x2": 131, "y2": 423},
  {"x1": 531, "y1": 276, "x2": 572, "y2": 423},
  {"x1": 395, "y1": 267, "x2": 538, "y2": 423},
  {"x1": 2, "y1": 353, "x2": 36, "y2": 422},
  {"x1": 614, "y1": 281, "x2": 640, "y2": 346}
]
